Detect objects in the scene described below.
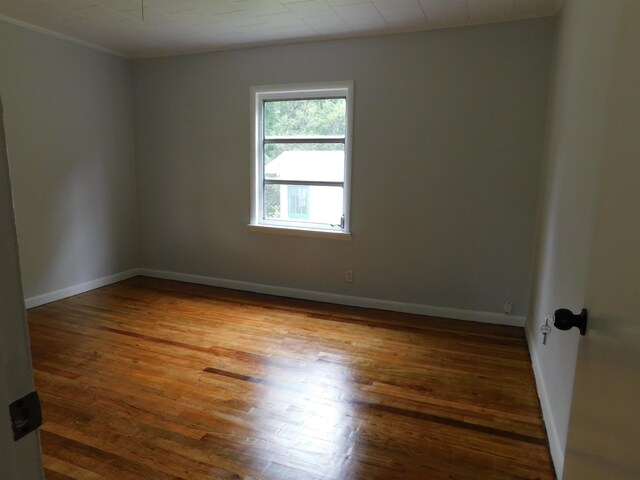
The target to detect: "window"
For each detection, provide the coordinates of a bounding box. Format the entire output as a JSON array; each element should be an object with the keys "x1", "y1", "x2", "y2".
[
  {"x1": 250, "y1": 82, "x2": 353, "y2": 238},
  {"x1": 287, "y1": 186, "x2": 310, "y2": 219}
]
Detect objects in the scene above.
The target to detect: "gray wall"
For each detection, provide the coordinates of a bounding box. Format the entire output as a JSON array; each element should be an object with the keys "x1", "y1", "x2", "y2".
[
  {"x1": 526, "y1": 1, "x2": 622, "y2": 475},
  {"x1": 132, "y1": 19, "x2": 554, "y2": 317},
  {"x1": 0, "y1": 21, "x2": 139, "y2": 299}
]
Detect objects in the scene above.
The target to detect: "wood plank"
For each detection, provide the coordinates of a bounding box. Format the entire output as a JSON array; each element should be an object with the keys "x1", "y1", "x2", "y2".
[{"x1": 30, "y1": 276, "x2": 555, "y2": 479}]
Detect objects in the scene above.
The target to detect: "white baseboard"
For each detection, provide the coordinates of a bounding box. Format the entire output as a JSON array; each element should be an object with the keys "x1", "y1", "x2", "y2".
[
  {"x1": 24, "y1": 266, "x2": 526, "y2": 326},
  {"x1": 139, "y1": 268, "x2": 526, "y2": 327},
  {"x1": 24, "y1": 269, "x2": 141, "y2": 309},
  {"x1": 525, "y1": 323, "x2": 563, "y2": 478}
]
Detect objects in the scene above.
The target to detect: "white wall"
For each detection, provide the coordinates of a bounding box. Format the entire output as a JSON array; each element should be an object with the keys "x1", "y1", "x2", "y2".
[
  {"x1": 526, "y1": 1, "x2": 623, "y2": 475},
  {"x1": 132, "y1": 19, "x2": 554, "y2": 320},
  {"x1": 563, "y1": 3, "x2": 640, "y2": 477},
  {"x1": 0, "y1": 21, "x2": 139, "y2": 301}
]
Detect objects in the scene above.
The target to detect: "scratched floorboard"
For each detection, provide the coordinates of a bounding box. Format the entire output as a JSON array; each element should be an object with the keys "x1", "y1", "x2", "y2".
[{"x1": 28, "y1": 276, "x2": 554, "y2": 480}]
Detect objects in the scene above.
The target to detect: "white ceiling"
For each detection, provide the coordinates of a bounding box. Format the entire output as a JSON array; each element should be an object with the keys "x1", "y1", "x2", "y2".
[{"x1": 0, "y1": 0, "x2": 561, "y2": 58}]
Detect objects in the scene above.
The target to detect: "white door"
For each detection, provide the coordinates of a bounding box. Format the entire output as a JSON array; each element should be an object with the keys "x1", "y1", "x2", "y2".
[
  {"x1": 0, "y1": 96, "x2": 44, "y2": 479},
  {"x1": 562, "y1": 2, "x2": 640, "y2": 478}
]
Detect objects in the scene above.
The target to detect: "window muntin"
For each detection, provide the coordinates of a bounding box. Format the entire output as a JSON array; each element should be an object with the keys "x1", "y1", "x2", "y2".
[{"x1": 251, "y1": 83, "x2": 353, "y2": 235}]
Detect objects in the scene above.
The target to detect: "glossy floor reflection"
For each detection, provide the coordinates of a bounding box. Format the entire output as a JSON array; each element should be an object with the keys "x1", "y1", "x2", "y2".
[{"x1": 29, "y1": 277, "x2": 554, "y2": 479}]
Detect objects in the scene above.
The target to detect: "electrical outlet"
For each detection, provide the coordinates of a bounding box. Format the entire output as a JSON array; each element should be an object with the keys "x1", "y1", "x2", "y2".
[
  {"x1": 345, "y1": 270, "x2": 353, "y2": 283},
  {"x1": 503, "y1": 301, "x2": 512, "y2": 315}
]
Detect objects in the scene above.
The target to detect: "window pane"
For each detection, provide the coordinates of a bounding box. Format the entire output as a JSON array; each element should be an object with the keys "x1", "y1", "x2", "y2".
[
  {"x1": 264, "y1": 144, "x2": 344, "y2": 182},
  {"x1": 264, "y1": 184, "x2": 343, "y2": 225},
  {"x1": 264, "y1": 183, "x2": 282, "y2": 219},
  {"x1": 264, "y1": 98, "x2": 346, "y2": 137}
]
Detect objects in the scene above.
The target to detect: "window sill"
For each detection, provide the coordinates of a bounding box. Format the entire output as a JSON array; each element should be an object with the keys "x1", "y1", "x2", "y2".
[{"x1": 248, "y1": 224, "x2": 352, "y2": 241}]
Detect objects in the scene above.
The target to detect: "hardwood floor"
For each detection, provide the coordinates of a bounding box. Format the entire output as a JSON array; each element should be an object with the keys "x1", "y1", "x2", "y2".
[{"x1": 28, "y1": 276, "x2": 554, "y2": 479}]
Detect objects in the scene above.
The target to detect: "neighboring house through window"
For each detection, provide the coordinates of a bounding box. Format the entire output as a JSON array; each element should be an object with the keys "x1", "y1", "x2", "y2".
[
  {"x1": 287, "y1": 185, "x2": 309, "y2": 219},
  {"x1": 250, "y1": 82, "x2": 353, "y2": 238}
]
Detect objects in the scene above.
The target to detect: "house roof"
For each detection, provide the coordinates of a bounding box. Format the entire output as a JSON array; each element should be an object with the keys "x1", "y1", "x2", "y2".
[{"x1": 265, "y1": 151, "x2": 344, "y2": 183}]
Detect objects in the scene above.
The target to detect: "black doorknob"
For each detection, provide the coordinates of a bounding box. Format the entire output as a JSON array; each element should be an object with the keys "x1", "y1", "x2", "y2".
[{"x1": 554, "y1": 308, "x2": 588, "y2": 335}]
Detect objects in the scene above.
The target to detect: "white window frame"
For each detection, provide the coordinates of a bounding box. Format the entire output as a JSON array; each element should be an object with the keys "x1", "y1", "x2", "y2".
[{"x1": 249, "y1": 81, "x2": 353, "y2": 240}]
